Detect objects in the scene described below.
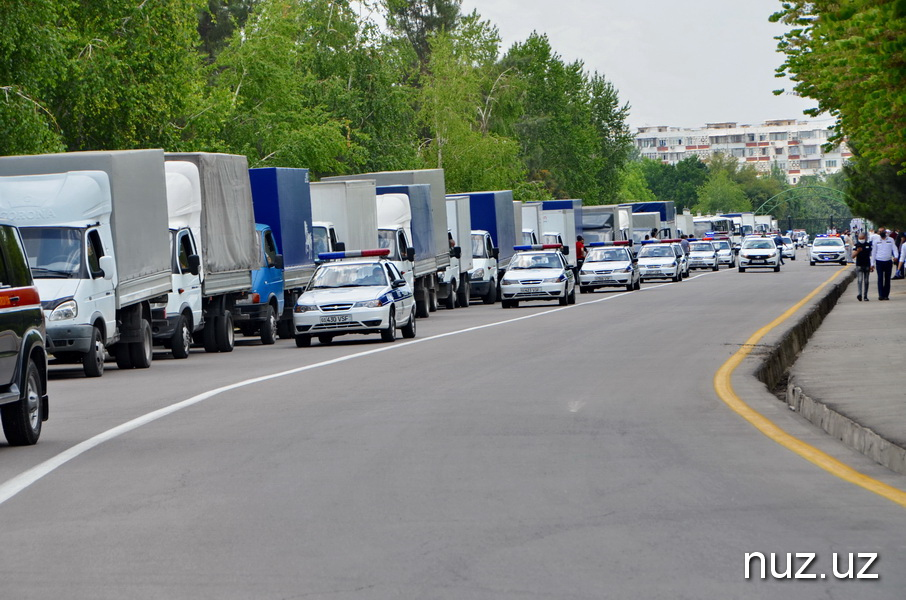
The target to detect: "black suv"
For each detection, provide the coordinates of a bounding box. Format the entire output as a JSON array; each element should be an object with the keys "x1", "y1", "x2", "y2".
[{"x1": 0, "y1": 224, "x2": 48, "y2": 445}]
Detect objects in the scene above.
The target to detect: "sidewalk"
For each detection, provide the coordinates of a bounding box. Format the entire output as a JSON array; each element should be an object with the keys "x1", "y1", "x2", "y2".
[{"x1": 786, "y1": 271, "x2": 906, "y2": 473}]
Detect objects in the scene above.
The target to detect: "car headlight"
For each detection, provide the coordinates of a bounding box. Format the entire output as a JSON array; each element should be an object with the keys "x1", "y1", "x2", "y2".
[
  {"x1": 48, "y1": 299, "x2": 78, "y2": 321},
  {"x1": 353, "y1": 299, "x2": 384, "y2": 308},
  {"x1": 501, "y1": 277, "x2": 520, "y2": 285},
  {"x1": 740, "y1": 252, "x2": 750, "y2": 259},
  {"x1": 542, "y1": 274, "x2": 566, "y2": 283},
  {"x1": 294, "y1": 304, "x2": 317, "y2": 313},
  {"x1": 471, "y1": 268, "x2": 485, "y2": 279}
]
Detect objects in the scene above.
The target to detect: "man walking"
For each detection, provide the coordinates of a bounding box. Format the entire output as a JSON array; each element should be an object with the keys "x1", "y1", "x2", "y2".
[
  {"x1": 853, "y1": 232, "x2": 872, "y2": 301},
  {"x1": 773, "y1": 232, "x2": 785, "y2": 265},
  {"x1": 870, "y1": 227, "x2": 899, "y2": 301}
]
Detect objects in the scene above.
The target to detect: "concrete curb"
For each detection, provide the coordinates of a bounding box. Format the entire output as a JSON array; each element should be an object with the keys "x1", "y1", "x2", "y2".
[{"x1": 748, "y1": 267, "x2": 906, "y2": 476}]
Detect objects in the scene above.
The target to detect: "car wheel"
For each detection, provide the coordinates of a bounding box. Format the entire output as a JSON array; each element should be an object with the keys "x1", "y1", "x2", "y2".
[
  {"x1": 401, "y1": 311, "x2": 417, "y2": 339},
  {"x1": 840, "y1": 260, "x2": 846, "y2": 266},
  {"x1": 672, "y1": 271, "x2": 681, "y2": 282},
  {"x1": 260, "y1": 305, "x2": 277, "y2": 346},
  {"x1": 1, "y1": 360, "x2": 42, "y2": 446},
  {"x1": 482, "y1": 280, "x2": 496, "y2": 304},
  {"x1": 381, "y1": 309, "x2": 397, "y2": 342},
  {"x1": 129, "y1": 320, "x2": 154, "y2": 369},
  {"x1": 558, "y1": 285, "x2": 569, "y2": 306},
  {"x1": 568, "y1": 285, "x2": 576, "y2": 304},
  {"x1": 82, "y1": 326, "x2": 105, "y2": 377},
  {"x1": 634, "y1": 278, "x2": 641, "y2": 290},
  {"x1": 501, "y1": 299, "x2": 511, "y2": 308},
  {"x1": 294, "y1": 334, "x2": 311, "y2": 348},
  {"x1": 774, "y1": 264, "x2": 781, "y2": 272},
  {"x1": 579, "y1": 286, "x2": 588, "y2": 294},
  {"x1": 170, "y1": 315, "x2": 192, "y2": 360},
  {"x1": 712, "y1": 264, "x2": 719, "y2": 271},
  {"x1": 738, "y1": 267, "x2": 746, "y2": 273},
  {"x1": 215, "y1": 311, "x2": 235, "y2": 353},
  {"x1": 625, "y1": 281, "x2": 634, "y2": 292},
  {"x1": 318, "y1": 334, "x2": 333, "y2": 345}
]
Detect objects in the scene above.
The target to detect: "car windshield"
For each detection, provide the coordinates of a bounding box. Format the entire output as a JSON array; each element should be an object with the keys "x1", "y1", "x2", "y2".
[
  {"x1": 20, "y1": 227, "x2": 82, "y2": 278},
  {"x1": 713, "y1": 241, "x2": 731, "y2": 250},
  {"x1": 690, "y1": 242, "x2": 713, "y2": 252},
  {"x1": 743, "y1": 240, "x2": 774, "y2": 250},
  {"x1": 509, "y1": 253, "x2": 561, "y2": 270},
  {"x1": 814, "y1": 239, "x2": 843, "y2": 247},
  {"x1": 638, "y1": 245, "x2": 673, "y2": 258},
  {"x1": 471, "y1": 234, "x2": 488, "y2": 259},
  {"x1": 781, "y1": 237, "x2": 793, "y2": 244},
  {"x1": 585, "y1": 248, "x2": 629, "y2": 262},
  {"x1": 310, "y1": 263, "x2": 388, "y2": 288}
]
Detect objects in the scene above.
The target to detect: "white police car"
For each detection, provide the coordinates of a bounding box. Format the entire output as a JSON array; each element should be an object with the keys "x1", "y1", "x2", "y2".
[
  {"x1": 809, "y1": 235, "x2": 846, "y2": 266},
  {"x1": 293, "y1": 249, "x2": 416, "y2": 347},
  {"x1": 578, "y1": 241, "x2": 640, "y2": 292},
  {"x1": 780, "y1": 236, "x2": 797, "y2": 260},
  {"x1": 686, "y1": 239, "x2": 720, "y2": 271},
  {"x1": 500, "y1": 244, "x2": 575, "y2": 308},
  {"x1": 738, "y1": 236, "x2": 781, "y2": 272},
  {"x1": 637, "y1": 241, "x2": 683, "y2": 282},
  {"x1": 708, "y1": 237, "x2": 735, "y2": 267}
]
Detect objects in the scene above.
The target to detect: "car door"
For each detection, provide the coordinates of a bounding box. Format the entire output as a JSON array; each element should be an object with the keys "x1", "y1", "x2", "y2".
[
  {"x1": 386, "y1": 263, "x2": 413, "y2": 321},
  {"x1": 260, "y1": 229, "x2": 285, "y2": 313},
  {"x1": 0, "y1": 226, "x2": 42, "y2": 386},
  {"x1": 85, "y1": 228, "x2": 117, "y2": 343},
  {"x1": 174, "y1": 230, "x2": 203, "y2": 327}
]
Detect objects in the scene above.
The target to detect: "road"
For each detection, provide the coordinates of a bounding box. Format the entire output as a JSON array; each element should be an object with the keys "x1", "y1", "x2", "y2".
[{"x1": 1, "y1": 257, "x2": 904, "y2": 599}]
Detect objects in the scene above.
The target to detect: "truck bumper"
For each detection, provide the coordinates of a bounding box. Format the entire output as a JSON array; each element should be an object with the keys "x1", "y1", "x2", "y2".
[
  {"x1": 151, "y1": 313, "x2": 181, "y2": 340},
  {"x1": 46, "y1": 323, "x2": 95, "y2": 354},
  {"x1": 470, "y1": 279, "x2": 492, "y2": 296},
  {"x1": 234, "y1": 303, "x2": 270, "y2": 323}
]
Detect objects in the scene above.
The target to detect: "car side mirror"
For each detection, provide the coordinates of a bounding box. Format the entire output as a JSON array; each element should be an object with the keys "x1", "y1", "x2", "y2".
[
  {"x1": 188, "y1": 254, "x2": 201, "y2": 276},
  {"x1": 274, "y1": 254, "x2": 284, "y2": 270},
  {"x1": 334, "y1": 241, "x2": 346, "y2": 252},
  {"x1": 392, "y1": 278, "x2": 406, "y2": 288},
  {"x1": 561, "y1": 246, "x2": 570, "y2": 256},
  {"x1": 492, "y1": 247, "x2": 499, "y2": 260},
  {"x1": 451, "y1": 246, "x2": 462, "y2": 259},
  {"x1": 99, "y1": 255, "x2": 115, "y2": 280},
  {"x1": 406, "y1": 247, "x2": 416, "y2": 262}
]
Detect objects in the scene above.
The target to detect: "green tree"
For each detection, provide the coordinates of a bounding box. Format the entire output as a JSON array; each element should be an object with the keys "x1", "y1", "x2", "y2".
[
  {"x1": 693, "y1": 171, "x2": 751, "y2": 214},
  {"x1": 198, "y1": 0, "x2": 260, "y2": 62},
  {"x1": 640, "y1": 156, "x2": 707, "y2": 211},
  {"x1": 618, "y1": 160, "x2": 656, "y2": 202},
  {"x1": 385, "y1": 0, "x2": 462, "y2": 68}
]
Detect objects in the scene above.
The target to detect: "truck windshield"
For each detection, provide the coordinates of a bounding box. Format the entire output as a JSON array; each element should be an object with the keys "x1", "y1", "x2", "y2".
[
  {"x1": 377, "y1": 230, "x2": 401, "y2": 261},
  {"x1": 521, "y1": 231, "x2": 535, "y2": 245},
  {"x1": 471, "y1": 234, "x2": 488, "y2": 259},
  {"x1": 542, "y1": 234, "x2": 560, "y2": 245},
  {"x1": 312, "y1": 226, "x2": 330, "y2": 257},
  {"x1": 20, "y1": 227, "x2": 82, "y2": 278},
  {"x1": 310, "y1": 263, "x2": 388, "y2": 288}
]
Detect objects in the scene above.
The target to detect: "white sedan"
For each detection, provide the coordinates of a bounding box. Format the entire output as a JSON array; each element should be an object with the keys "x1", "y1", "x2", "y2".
[
  {"x1": 709, "y1": 238, "x2": 735, "y2": 267},
  {"x1": 637, "y1": 242, "x2": 683, "y2": 282},
  {"x1": 500, "y1": 245, "x2": 576, "y2": 308},
  {"x1": 293, "y1": 250, "x2": 416, "y2": 347},
  {"x1": 780, "y1": 236, "x2": 797, "y2": 260},
  {"x1": 738, "y1": 237, "x2": 781, "y2": 272},
  {"x1": 687, "y1": 240, "x2": 720, "y2": 271},
  {"x1": 809, "y1": 236, "x2": 847, "y2": 266},
  {"x1": 578, "y1": 242, "x2": 640, "y2": 292}
]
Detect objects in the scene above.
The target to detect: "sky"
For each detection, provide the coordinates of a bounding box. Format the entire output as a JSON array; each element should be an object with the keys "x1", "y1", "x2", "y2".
[{"x1": 459, "y1": 0, "x2": 830, "y2": 131}]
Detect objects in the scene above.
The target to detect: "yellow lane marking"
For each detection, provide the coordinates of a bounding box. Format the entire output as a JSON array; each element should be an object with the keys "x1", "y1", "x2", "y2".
[{"x1": 714, "y1": 265, "x2": 906, "y2": 508}]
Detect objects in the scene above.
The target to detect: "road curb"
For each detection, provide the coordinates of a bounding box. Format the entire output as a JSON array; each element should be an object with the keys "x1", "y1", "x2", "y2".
[{"x1": 749, "y1": 267, "x2": 906, "y2": 476}]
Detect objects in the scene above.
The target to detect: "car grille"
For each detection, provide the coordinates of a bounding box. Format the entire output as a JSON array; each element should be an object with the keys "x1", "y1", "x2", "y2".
[
  {"x1": 594, "y1": 269, "x2": 614, "y2": 275},
  {"x1": 311, "y1": 321, "x2": 364, "y2": 330},
  {"x1": 514, "y1": 290, "x2": 560, "y2": 298},
  {"x1": 319, "y1": 303, "x2": 354, "y2": 312},
  {"x1": 517, "y1": 279, "x2": 543, "y2": 285}
]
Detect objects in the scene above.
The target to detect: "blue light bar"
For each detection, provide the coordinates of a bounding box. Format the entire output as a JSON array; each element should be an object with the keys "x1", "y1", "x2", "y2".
[{"x1": 317, "y1": 248, "x2": 390, "y2": 261}]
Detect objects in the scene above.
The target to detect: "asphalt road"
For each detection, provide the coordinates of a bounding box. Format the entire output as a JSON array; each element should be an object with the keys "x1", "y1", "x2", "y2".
[{"x1": 1, "y1": 255, "x2": 904, "y2": 599}]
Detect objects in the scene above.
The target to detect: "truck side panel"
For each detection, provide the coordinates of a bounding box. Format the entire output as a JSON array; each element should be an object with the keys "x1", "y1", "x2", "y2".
[
  {"x1": 378, "y1": 185, "x2": 436, "y2": 277},
  {"x1": 311, "y1": 180, "x2": 378, "y2": 253},
  {"x1": 465, "y1": 191, "x2": 517, "y2": 267}
]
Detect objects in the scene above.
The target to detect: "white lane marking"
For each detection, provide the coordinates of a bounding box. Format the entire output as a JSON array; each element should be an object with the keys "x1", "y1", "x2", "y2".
[
  {"x1": 0, "y1": 270, "x2": 723, "y2": 506},
  {"x1": 568, "y1": 400, "x2": 586, "y2": 413}
]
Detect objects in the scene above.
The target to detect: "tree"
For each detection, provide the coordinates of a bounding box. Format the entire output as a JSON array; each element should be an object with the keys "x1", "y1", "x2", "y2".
[
  {"x1": 197, "y1": 0, "x2": 260, "y2": 61},
  {"x1": 385, "y1": 0, "x2": 462, "y2": 68},
  {"x1": 640, "y1": 156, "x2": 707, "y2": 211},
  {"x1": 618, "y1": 160, "x2": 656, "y2": 202},
  {"x1": 693, "y1": 171, "x2": 751, "y2": 214},
  {"x1": 844, "y1": 148, "x2": 906, "y2": 227}
]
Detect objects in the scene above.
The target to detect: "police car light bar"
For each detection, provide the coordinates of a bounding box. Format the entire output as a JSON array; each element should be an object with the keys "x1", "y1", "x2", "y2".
[
  {"x1": 317, "y1": 248, "x2": 391, "y2": 261},
  {"x1": 587, "y1": 240, "x2": 632, "y2": 248},
  {"x1": 660, "y1": 239, "x2": 681, "y2": 244},
  {"x1": 513, "y1": 244, "x2": 564, "y2": 251}
]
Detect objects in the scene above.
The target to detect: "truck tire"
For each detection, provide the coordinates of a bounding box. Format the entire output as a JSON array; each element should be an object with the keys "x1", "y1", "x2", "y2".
[
  {"x1": 456, "y1": 279, "x2": 469, "y2": 308},
  {"x1": 277, "y1": 319, "x2": 294, "y2": 340},
  {"x1": 115, "y1": 344, "x2": 134, "y2": 369},
  {"x1": 443, "y1": 282, "x2": 456, "y2": 309},
  {"x1": 216, "y1": 311, "x2": 235, "y2": 353},
  {"x1": 1, "y1": 360, "x2": 42, "y2": 446},
  {"x1": 401, "y1": 312, "x2": 416, "y2": 339},
  {"x1": 82, "y1": 326, "x2": 105, "y2": 377},
  {"x1": 381, "y1": 310, "x2": 397, "y2": 342},
  {"x1": 294, "y1": 334, "x2": 311, "y2": 348},
  {"x1": 260, "y1": 305, "x2": 277, "y2": 346},
  {"x1": 428, "y1": 287, "x2": 438, "y2": 312},
  {"x1": 171, "y1": 315, "x2": 192, "y2": 359},
  {"x1": 129, "y1": 320, "x2": 154, "y2": 369},
  {"x1": 482, "y1": 280, "x2": 496, "y2": 304},
  {"x1": 203, "y1": 318, "x2": 219, "y2": 353}
]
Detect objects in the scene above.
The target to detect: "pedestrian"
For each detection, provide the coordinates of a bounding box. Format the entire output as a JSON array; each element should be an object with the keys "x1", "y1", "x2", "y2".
[
  {"x1": 680, "y1": 234, "x2": 690, "y2": 255},
  {"x1": 895, "y1": 232, "x2": 906, "y2": 279},
  {"x1": 853, "y1": 232, "x2": 872, "y2": 301},
  {"x1": 650, "y1": 228, "x2": 658, "y2": 241},
  {"x1": 773, "y1": 232, "x2": 785, "y2": 265},
  {"x1": 842, "y1": 230, "x2": 852, "y2": 263},
  {"x1": 870, "y1": 227, "x2": 899, "y2": 301},
  {"x1": 575, "y1": 235, "x2": 587, "y2": 271}
]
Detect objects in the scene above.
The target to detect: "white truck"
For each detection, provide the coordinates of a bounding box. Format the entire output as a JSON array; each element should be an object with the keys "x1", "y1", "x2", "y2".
[
  {"x1": 675, "y1": 210, "x2": 694, "y2": 239},
  {"x1": 311, "y1": 180, "x2": 378, "y2": 255},
  {"x1": 521, "y1": 202, "x2": 543, "y2": 245},
  {"x1": 631, "y1": 212, "x2": 662, "y2": 244},
  {"x1": 442, "y1": 196, "x2": 472, "y2": 308},
  {"x1": 164, "y1": 153, "x2": 260, "y2": 355},
  {"x1": 541, "y1": 200, "x2": 580, "y2": 267},
  {"x1": 0, "y1": 150, "x2": 173, "y2": 377}
]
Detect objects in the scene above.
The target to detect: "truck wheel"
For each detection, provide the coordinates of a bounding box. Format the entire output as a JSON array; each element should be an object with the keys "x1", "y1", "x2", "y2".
[
  {"x1": 401, "y1": 312, "x2": 416, "y2": 339},
  {"x1": 482, "y1": 280, "x2": 496, "y2": 304},
  {"x1": 456, "y1": 279, "x2": 469, "y2": 308},
  {"x1": 277, "y1": 319, "x2": 294, "y2": 340},
  {"x1": 381, "y1": 310, "x2": 397, "y2": 342},
  {"x1": 237, "y1": 323, "x2": 255, "y2": 337},
  {"x1": 115, "y1": 344, "x2": 134, "y2": 369},
  {"x1": 203, "y1": 318, "x2": 219, "y2": 353},
  {"x1": 129, "y1": 320, "x2": 153, "y2": 369},
  {"x1": 1, "y1": 360, "x2": 42, "y2": 446},
  {"x1": 260, "y1": 306, "x2": 277, "y2": 345},
  {"x1": 294, "y1": 334, "x2": 311, "y2": 348},
  {"x1": 415, "y1": 289, "x2": 430, "y2": 319},
  {"x1": 443, "y1": 282, "x2": 456, "y2": 309},
  {"x1": 428, "y1": 287, "x2": 438, "y2": 312},
  {"x1": 171, "y1": 316, "x2": 192, "y2": 359},
  {"x1": 216, "y1": 311, "x2": 235, "y2": 353},
  {"x1": 318, "y1": 334, "x2": 333, "y2": 345},
  {"x1": 83, "y1": 326, "x2": 105, "y2": 377}
]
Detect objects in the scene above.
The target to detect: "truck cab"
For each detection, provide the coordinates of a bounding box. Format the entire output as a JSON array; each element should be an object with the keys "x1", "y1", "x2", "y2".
[
  {"x1": 377, "y1": 226, "x2": 416, "y2": 292},
  {"x1": 235, "y1": 224, "x2": 285, "y2": 345},
  {"x1": 469, "y1": 230, "x2": 498, "y2": 304},
  {"x1": 152, "y1": 224, "x2": 202, "y2": 358},
  {"x1": 522, "y1": 230, "x2": 538, "y2": 245}
]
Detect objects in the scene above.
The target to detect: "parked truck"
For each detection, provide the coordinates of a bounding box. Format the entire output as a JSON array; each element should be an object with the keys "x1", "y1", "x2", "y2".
[
  {"x1": 675, "y1": 209, "x2": 694, "y2": 238},
  {"x1": 521, "y1": 202, "x2": 543, "y2": 245},
  {"x1": 240, "y1": 167, "x2": 314, "y2": 343},
  {"x1": 631, "y1": 212, "x2": 662, "y2": 244},
  {"x1": 541, "y1": 199, "x2": 582, "y2": 267},
  {"x1": 460, "y1": 190, "x2": 517, "y2": 304},
  {"x1": 0, "y1": 150, "x2": 173, "y2": 376},
  {"x1": 311, "y1": 180, "x2": 378, "y2": 256},
  {"x1": 442, "y1": 195, "x2": 472, "y2": 309},
  {"x1": 580, "y1": 204, "x2": 633, "y2": 244},
  {"x1": 164, "y1": 152, "x2": 259, "y2": 354},
  {"x1": 621, "y1": 201, "x2": 676, "y2": 239},
  {"x1": 323, "y1": 170, "x2": 450, "y2": 318}
]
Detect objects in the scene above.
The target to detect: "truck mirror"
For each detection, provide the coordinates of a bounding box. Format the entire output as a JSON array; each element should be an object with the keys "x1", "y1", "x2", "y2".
[
  {"x1": 335, "y1": 241, "x2": 346, "y2": 252},
  {"x1": 561, "y1": 246, "x2": 570, "y2": 255},
  {"x1": 274, "y1": 254, "x2": 284, "y2": 270},
  {"x1": 451, "y1": 246, "x2": 462, "y2": 259},
  {"x1": 492, "y1": 247, "x2": 499, "y2": 260},
  {"x1": 99, "y1": 255, "x2": 115, "y2": 280},
  {"x1": 188, "y1": 254, "x2": 201, "y2": 276},
  {"x1": 406, "y1": 247, "x2": 415, "y2": 262}
]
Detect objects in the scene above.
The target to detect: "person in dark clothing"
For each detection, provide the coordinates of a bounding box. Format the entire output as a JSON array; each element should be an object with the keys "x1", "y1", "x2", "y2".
[
  {"x1": 773, "y1": 233, "x2": 785, "y2": 265},
  {"x1": 852, "y1": 233, "x2": 872, "y2": 301}
]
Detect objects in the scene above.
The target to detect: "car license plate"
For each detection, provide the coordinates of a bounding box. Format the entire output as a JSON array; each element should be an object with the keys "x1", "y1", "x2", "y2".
[
  {"x1": 522, "y1": 287, "x2": 541, "y2": 293},
  {"x1": 595, "y1": 276, "x2": 613, "y2": 282},
  {"x1": 751, "y1": 259, "x2": 765, "y2": 263},
  {"x1": 320, "y1": 315, "x2": 351, "y2": 324}
]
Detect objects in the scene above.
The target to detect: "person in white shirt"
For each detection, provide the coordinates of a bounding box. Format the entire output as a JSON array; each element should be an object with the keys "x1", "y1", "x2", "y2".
[{"x1": 870, "y1": 228, "x2": 899, "y2": 300}]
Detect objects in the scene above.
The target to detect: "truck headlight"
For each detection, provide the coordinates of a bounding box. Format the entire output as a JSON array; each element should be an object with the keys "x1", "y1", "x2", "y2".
[
  {"x1": 471, "y1": 268, "x2": 485, "y2": 280},
  {"x1": 49, "y1": 299, "x2": 78, "y2": 321},
  {"x1": 294, "y1": 304, "x2": 317, "y2": 313},
  {"x1": 353, "y1": 299, "x2": 383, "y2": 308}
]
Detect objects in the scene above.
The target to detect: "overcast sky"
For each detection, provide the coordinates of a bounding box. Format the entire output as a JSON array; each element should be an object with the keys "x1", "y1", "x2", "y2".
[{"x1": 459, "y1": 0, "x2": 829, "y2": 131}]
